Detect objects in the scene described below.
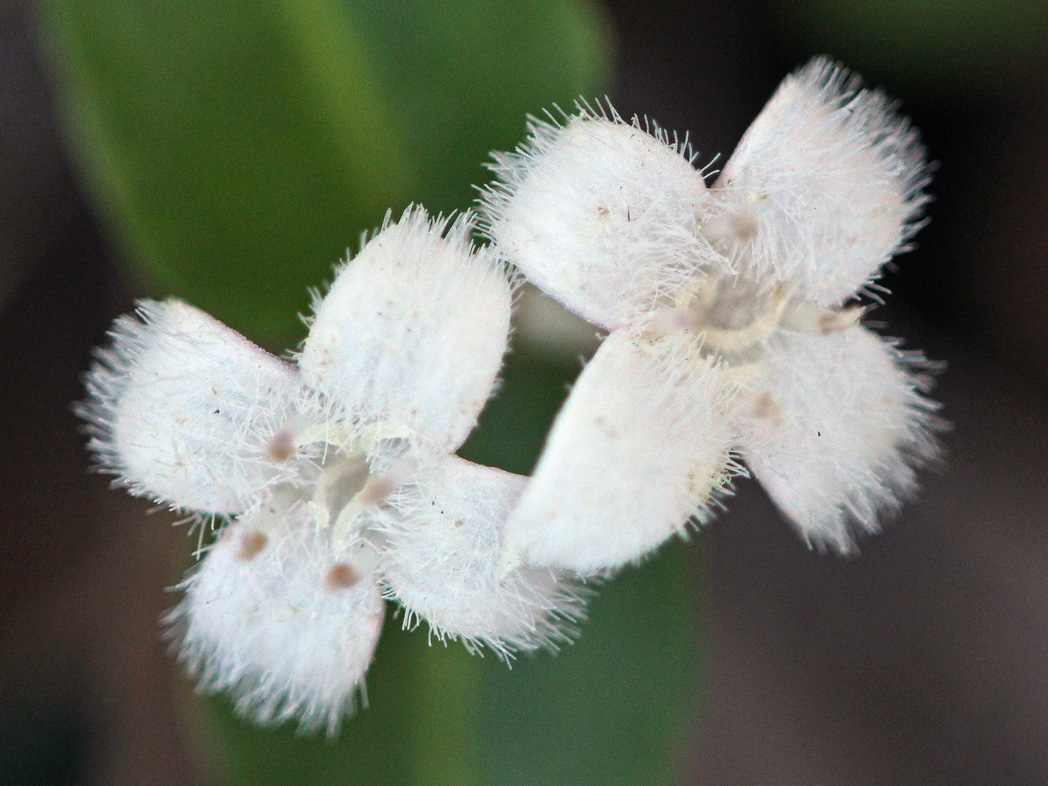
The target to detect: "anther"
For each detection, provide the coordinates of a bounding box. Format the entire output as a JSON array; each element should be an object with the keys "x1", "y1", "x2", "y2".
[
  {"x1": 325, "y1": 562, "x2": 361, "y2": 592},
  {"x1": 358, "y1": 475, "x2": 397, "y2": 507},
  {"x1": 754, "y1": 392, "x2": 783, "y2": 425},
  {"x1": 266, "y1": 430, "x2": 296, "y2": 463},
  {"x1": 729, "y1": 210, "x2": 759, "y2": 242},
  {"x1": 817, "y1": 306, "x2": 862, "y2": 335},
  {"x1": 237, "y1": 530, "x2": 269, "y2": 561}
]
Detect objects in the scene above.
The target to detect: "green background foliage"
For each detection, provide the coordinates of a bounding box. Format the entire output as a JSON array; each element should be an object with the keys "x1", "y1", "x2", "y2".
[{"x1": 39, "y1": 0, "x2": 611, "y2": 346}]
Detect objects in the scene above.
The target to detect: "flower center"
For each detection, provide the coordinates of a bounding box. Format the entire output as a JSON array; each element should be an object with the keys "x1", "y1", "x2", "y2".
[
  {"x1": 647, "y1": 273, "x2": 861, "y2": 365},
  {"x1": 315, "y1": 451, "x2": 371, "y2": 523},
  {"x1": 263, "y1": 421, "x2": 407, "y2": 547}
]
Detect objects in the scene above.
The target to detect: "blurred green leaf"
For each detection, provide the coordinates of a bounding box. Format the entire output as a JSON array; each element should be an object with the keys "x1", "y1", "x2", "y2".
[
  {"x1": 479, "y1": 542, "x2": 702, "y2": 786},
  {"x1": 36, "y1": 0, "x2": 611, "y2": 346}
]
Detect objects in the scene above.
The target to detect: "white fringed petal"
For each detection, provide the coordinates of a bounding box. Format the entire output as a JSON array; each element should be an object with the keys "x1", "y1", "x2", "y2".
[
  {"x1": 739, "y1": 326, "x2": 940, "y2": 552},
  {"x1": 79, "y1": 300, "x2": 302, "y2": 514},
  {"x1": 710, "y1": 57, "x2": 930, "y2": 307},
  {"x1": 299, "y1": 207, "x2": 511, "y2": 453},
  {"x1": 374, "y1": 456, "x2": 585, "y2": 657},
  {"x1": 505, "y1": 331, "x2": 738, "y2": 575},
  {"x1": 480, "y1": 112, "x2": 727, "y2": 331},
  {"x1": 170, "y1": 496, "x2": 385, "y2": 735}
]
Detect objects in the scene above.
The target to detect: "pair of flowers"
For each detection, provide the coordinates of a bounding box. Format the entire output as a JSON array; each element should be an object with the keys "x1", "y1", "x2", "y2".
[{"x1": 79, "y1": 56, "x2": 941, "y2": 734}]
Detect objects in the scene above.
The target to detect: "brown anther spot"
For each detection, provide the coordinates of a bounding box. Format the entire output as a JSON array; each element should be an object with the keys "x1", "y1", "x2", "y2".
[
  {"x1": 238, "y1": 530, "x2": 269, "y2": 562},
  {"x1": 596, "y1": 204, "x2": 610, "y2": 216},
  {"x1": 731, "y1": 211, "x2": 759, "y2": 242},
  {"x1": 817, "y1": 312, "x2": 838, "y2": 334},
  {"x1": 453, "y1": 519, "x2": 465, "y2": 528},
  {"x1": 266, "y1": 431, "x2": 296, "y2": 463},
  {"x1": 817, "y1": 308, "x2": 860, "y2": 335},
  {"x1": 326, "y1": 563, "x2": 360, "y2": 591},
  {"x1": 687, "y1": 468, "x2": 714, "y2": 497},
  {"x1": 359, "y1": 475, "x2": 396, "y2": 507},
  {"x1": 593, "y1": 415, "x2": 619, "y2": 440},
  {"x1": 755, "y1": 392, "x2": 783, "y2": 425}
]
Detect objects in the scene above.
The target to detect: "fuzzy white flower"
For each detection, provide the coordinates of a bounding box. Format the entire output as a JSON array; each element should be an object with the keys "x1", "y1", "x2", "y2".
[
  {"x1": 480, "y1": 57, "x2": 942, "y2": 573},
  {"x1": 78, "y1": 207, "x2": 585, "y2": 733}
]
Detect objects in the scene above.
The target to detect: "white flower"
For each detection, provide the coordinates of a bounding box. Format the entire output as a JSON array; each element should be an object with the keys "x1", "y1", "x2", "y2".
[
  {"x1": 78, "y1": 207, "x2": 585, "y2": 733},
  {"x1": 479, "y1": 57, "x2": 943, "y2": 574}
]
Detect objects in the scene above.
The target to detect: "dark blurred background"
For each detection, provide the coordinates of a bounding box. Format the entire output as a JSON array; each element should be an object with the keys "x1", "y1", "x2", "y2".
[{"x1": 2, "y1": 0, "x2": 1047, "y2": 783}]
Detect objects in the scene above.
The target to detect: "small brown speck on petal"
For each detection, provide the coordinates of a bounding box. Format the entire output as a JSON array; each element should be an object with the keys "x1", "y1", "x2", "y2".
[
  {"x1": 359, "y1": 475, "x2": 396, "y2": 507},
  {"x1": 326, "y1": 563, "x2": 360, "y2": 592},
  {"x1": 238, "y1": 530, "x2": 269, "y2": 562},
  {"x1": 817, "y1": 306, "x2": 862, "y2": 335},
  {"x1": 731, "y1": 210, "x2": 759, "y2": 242},
  {"x1": 266, "y1": 431, "x2": 296, "y2": 463},
  {"x1": 755, "y1": 392, "x2": 783, "y2": 426}
]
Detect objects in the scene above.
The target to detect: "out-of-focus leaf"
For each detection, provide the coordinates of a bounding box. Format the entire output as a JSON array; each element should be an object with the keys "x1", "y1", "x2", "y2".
[
  {"x1": 36, "y1": 0, "x2": 611, "y2": 346},
  {"x1": 776, "y1": 0, "x2": 1048, "y2": 97},
  {"x1": 479, "y1": 541, "x2": 702, "y2": 786}
]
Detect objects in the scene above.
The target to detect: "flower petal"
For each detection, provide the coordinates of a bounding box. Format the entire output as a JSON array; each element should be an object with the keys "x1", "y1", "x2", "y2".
[
  {"x1": 78, "y1": 299, "x2": 302, "y2": 514},
  {"x1": 505, "y1": 331, "x2": 738, "y2": 575},
  {"x1": 374, "y1": 456, "x2": 586, "y2": 658},
  {"x1": 299, "y1": 207, "x2": 511, "y2": 453},
  {"x1": 169, "y1": 494, "x2": 385, "y2": 735},
  {"x1": 738, "y1": 326, "x2": 942, "y2": 552},
  {"x1": 479, "y1": 109, "x2": 727, "y2": 331},
  {"x1": 710, "y1": 57, "x2": 930, "y2": 307}
]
